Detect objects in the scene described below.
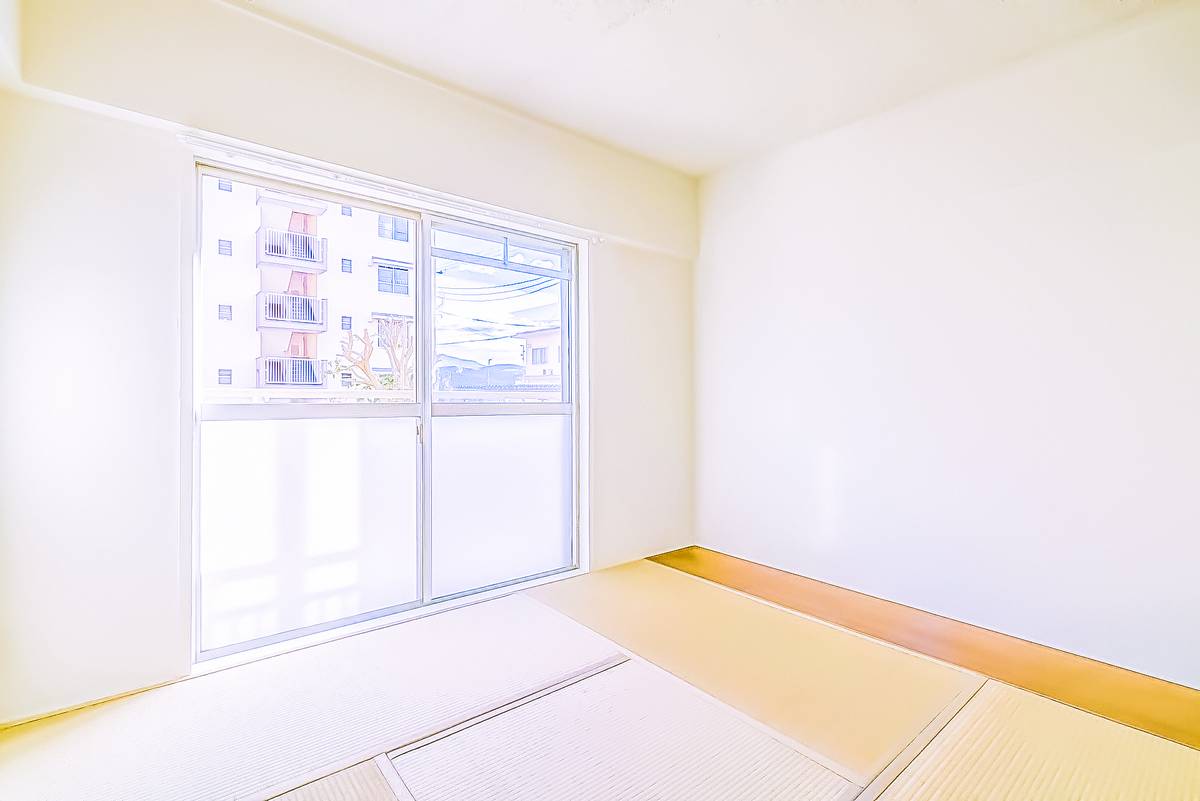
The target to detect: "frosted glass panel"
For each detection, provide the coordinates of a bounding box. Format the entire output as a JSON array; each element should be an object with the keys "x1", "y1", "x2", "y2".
[
  {"x1": 199, "y1": 418, "x2": 419, "y2": 653},
  {"x1": 432, "y1": 415, "x2": 573, "y2": 597}
]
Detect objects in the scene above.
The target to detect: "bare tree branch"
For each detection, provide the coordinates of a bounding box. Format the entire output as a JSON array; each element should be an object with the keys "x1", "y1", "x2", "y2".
[{"x1": 327, "y1": 316, "x2": 414, "y2": 393}]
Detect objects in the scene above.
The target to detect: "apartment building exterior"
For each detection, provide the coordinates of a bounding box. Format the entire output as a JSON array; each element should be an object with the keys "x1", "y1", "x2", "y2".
[{"x1": 200, "y1": 175, "x2": 417, "y2": 400}]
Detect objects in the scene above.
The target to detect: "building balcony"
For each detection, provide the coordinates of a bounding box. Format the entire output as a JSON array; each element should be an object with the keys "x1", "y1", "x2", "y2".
[
  {"x1": 256, "y1": 291, "x2": 328, "y2": 332},
  {"x1": 256, "y1": 227, "x2": 328, "y2": 273},
  {"x1": 257, "y1": 356, "x2": 328, "y2": 388}
]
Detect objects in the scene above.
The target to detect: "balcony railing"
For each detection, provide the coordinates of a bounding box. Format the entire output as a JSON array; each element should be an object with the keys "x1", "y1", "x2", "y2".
[
  {"x1": 256, "y1": 291, "x2": 328, "y2": 332},
  {"x1": 257, "y1": 356, "x2": 327, "y2": 387},
  {"x1": 256, "y1": 227, "x2": 328, "y2": 272}
]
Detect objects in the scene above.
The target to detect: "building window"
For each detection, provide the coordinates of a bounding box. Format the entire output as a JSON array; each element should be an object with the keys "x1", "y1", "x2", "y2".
[
  {"x1": 217, "y1": 179, "x2": 233, "y2": 192},
  {"x1": 340, "y1": 372, "x2": 352, "y2": 388},
  {"x1": 217, "y1": 304, "x2": 233, "y2": 321},
  {"x1": 217, "y1": 369, "x2": 232, "y2": 385},
  {"x1": 217, "y1": 239, "x2": 233, "y2": 256},
  {"x1": 341, "y1": 315, "x2": 352, "y2": 331},
  {"x1": 378, "y1": 214, "x2": 409, "y2": 242},
  {"x1": 377, "y1": 261, "x2": 410, "y2": 295},
  {"x1": 341, "y1": 205, "x2": 352, "y2": 216},
  {"x1": 341, "y1": 258, "x2": 353, "y2": 273},
  {"x1": 531, "y1": 347, "x2": 547, "y2": 365}
]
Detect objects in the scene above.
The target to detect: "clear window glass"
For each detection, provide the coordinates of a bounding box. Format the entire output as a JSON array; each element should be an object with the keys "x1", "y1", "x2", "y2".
[
  {"x1": 507, "y1": 240, "x2": 565, "y2": 272},
  {"x1": 432, "y1": 223, "x2": 569, "y2": 403},
  {"x1": 199, "y1": 174, "x2": 418, "y2": 403}
]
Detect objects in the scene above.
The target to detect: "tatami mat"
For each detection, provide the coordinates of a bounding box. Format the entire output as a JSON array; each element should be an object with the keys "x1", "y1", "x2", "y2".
[
  {"x1": 528, "y1": 560, "x2": 981, "y2": 785},
  {"x1": 0, "y1": 595, "x2": 622, "y2": 801},
  {"x1": 876, "y1": 680, "x2": 1200, "y2": 801},
  {"x1": 392, "y1": 659, "x2": 859, "y2": 801},
  {"x1": 274, "y1": 761, "x2": 399, "y2": 801},
  {"x1": 8, "y1": 563, "x2": 1185, "y2": 801},
  {"x1": 654, "y1": 545, "x2": 1200, "y2": 750}
]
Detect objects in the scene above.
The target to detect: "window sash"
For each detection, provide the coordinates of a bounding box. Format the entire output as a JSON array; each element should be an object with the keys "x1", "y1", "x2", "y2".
[
  {"x1": 196, "y1": 169, "x2": 577, "y2": 421},
  {"x1": 192, "y1": 163, "x2": 583, "y2": 661}
]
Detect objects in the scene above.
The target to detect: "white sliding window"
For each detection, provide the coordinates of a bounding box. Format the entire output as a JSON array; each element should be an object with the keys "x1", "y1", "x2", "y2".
[
  {"x1": 429, "y1": 221, "x2": 575, "y2": 598},
  {"x1": 194, "y1": 168, "x2": 579, "y2": 660}
]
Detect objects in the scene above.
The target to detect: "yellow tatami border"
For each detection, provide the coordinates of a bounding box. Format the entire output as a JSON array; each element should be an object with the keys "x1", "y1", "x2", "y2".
[{"x1": 650, "y1": 546, "x2": 1200, "y2": 750}]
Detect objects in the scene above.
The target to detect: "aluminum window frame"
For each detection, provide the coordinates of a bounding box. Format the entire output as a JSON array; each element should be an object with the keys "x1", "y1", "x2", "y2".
[
  {"x1": 430, "y1": 217, "x2": 573, "y2": 407},
  {"x1": 426, "y1": 214, "x2": 579, "y2": 600},
  {"x1": 187, "y1": 150, "x2": 589, "y2": 666}
]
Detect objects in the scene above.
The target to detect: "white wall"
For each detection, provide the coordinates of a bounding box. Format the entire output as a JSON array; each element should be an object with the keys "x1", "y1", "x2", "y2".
[
  {"x1": 695, "y1": 4, "x2": 1200, "y2": 688},
  {"x1": 19, "y1": 0, "x2": 696, "y2": 257},
  {"x1": 0, "y1": 90, "x2": 194, "y2": 722},
  {"x1": 590, "y1": 243, "x2": 693, "y2": 569},
  {"x1": 0, "y1": 0, "x2": 16, "y2": 82},
  {"x1": 1, "y1": 0, "x2": 695, "y2": 724}
]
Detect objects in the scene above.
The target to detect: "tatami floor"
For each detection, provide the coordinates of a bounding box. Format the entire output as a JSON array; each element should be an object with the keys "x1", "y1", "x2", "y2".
[
  {"x1": 532, "y1": 560, "x2": 1200, "y2": 800},
  {"x1": 1, "y1": 558, "x2": 1197, "y2": 800}
]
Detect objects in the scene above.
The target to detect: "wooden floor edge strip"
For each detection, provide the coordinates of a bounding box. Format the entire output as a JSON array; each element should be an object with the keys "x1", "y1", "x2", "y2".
[{"x1": 649, "y1": 546, "x2": 1200, "y2": 751}]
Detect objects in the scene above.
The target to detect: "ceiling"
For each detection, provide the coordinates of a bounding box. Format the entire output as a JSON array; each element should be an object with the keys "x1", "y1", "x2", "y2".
[{"x1": 236, "y1": 0, "x2": 1163, "y2": 175}]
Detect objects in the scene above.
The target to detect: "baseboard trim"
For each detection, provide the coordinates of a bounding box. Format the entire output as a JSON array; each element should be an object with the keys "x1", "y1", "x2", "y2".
[{"x1": 649, "y1": 546, "x2": 1200, "y2": 750}]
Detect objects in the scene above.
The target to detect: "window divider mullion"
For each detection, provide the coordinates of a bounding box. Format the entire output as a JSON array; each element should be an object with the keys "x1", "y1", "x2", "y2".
[
  {"x1": 418, "y1": 214, "x2": 436, "y2": 605},
  {"x1": 430, "y1": 403, "x2": 572, "y2": 417},
  {"x1": 199, "y1": 402, "x2": 422, "y2": 421}
]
